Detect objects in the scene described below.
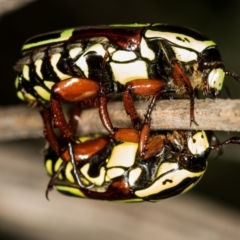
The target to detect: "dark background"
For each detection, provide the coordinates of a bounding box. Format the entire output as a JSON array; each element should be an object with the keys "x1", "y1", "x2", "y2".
[{"x1": 1, "y1": 1, "x2": 240, "y2": 239}]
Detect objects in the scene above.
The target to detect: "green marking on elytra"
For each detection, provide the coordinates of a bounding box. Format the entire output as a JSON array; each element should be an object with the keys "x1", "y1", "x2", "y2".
[
  {"x1": 22, "y1": 28, "x2": 74, "y2": 50},
  {"x1": 60, "y1": 28, "x2": 74, "y2": 38}
]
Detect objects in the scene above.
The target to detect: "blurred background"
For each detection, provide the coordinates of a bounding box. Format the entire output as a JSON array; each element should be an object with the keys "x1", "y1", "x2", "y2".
[{"x1": 1, "y1": 0, "x2": 240, "y2": 239}]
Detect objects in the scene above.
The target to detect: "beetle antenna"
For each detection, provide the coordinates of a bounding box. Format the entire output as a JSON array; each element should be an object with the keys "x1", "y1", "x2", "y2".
[
  {"x1": 225, "y1": 70, "x2": 240, "y2": 83},
  {"x1": 210, "y1": 137, "x2": 240, "y2": 151}
]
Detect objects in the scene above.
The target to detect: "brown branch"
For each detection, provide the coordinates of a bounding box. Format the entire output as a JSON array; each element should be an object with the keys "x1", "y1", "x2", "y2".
[
  {"x1": 1, "y1": 99, "x2": 240, "y2": 141},
  {"x1": 0, "y1": 0, "x2": 35, "y2": 17}
]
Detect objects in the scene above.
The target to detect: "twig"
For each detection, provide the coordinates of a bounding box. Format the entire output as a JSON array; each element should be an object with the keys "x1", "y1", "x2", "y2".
[{"x1": 1, "y1": 99, "x2": 240, "y2": 141}]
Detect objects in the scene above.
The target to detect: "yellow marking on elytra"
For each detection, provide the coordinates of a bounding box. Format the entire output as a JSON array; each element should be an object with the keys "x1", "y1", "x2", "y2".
[
  {"x1": 22, "y1": 65, "x2": 30, "y2": 80},
  {"x1": 140, "y1": 38, "x2": 155, "y2": 61},
  {"x1": 181, "y1": 164, "x2": 207, "y2": 194},
  {"x1": 171, "y1": 46, "x2": 198, "y2": 62},
  {"x1": 107, "y1": 142, "x2": 138, "y2": 168},
  {"x1": 33, "y1": 86, "x2": 51, "y2": 100},
  {"x1": 78, "y1": 136, "x2": 91, "y2": 142},
  {"x1": 145, "y1": 30, "x2": 216, "y2": 53},
  {"x1": 50, "y1": 53, "x2": 72, "y2": 80},
  {"x1": 135, "y1": 166, "x2": 204, "y2": 198},
  {"x1": 181, "y1": 180, "x2": 198, "y2": 195},
  {"x1": 156, "y1": 162, "x2": 178, "y2": 178},
  {"x1": 60, "y1": 29, "x2": 74, "y2": 38},
  {"x1": 17, "y1": 91, "x2": 25, "y2": 101},
  {"x1": 114, "y1": 198, "x2": 144, "y2": 203},
  {"x1": 75, "y1": 43, "x2": 106, "y2": 78},
  {"x1": 110, "y1": 61, "x2": 148, "y2": 85},
  {"x1": 65, "y1": 163, "x2": 74, "y2": 183},
  {"x1": 78, "y1": 135, "x2": 101, "y2": 143},
  {"x1": 15, "y1": 76, "x2": 21, "y2": 88},
  {"x1": 34, "y1": 59, "x2": 43, "y2": 79},
  {"x1": 22, "y1": 28, "x2": 74, "y2": 50},
  {"x1": 53, "y1": 158, "x2": 63, "y2": 180},
  {"x1": 108, "y1": 46, "x2": 116, "y2": 54},
  {"x1": 112, "y1": 50, "x2": 137, "y2": 62},
  {"x1": 69, "y1": 47, "x2": 83, "y2": 59},
  {"x1": 80, "y1": 163, "x2": 106, "y2": 186},
  {"x1": 128, "y1": 167, "x2": 142, "y2": 186},
  {"x1": 80, "y1": 177, "x2": 90, "y2": 186},
  {"x1": 105, "y1": 174, "x2": 111, "y2": 182},
  {"x1": 54, "y1": 158, "x2": 63, "y2": 172},
  {"x1": 20, "y1": 91, "x2": 36, "y2": 101},
  {"x1": 44, "y1": 81, "x2": 55, "y2": 90},
  {"x1": 106, "y1": 168, "x2": 125, "y2": 179},
  {"x1": 45, "y1": 159, "x2": 53, "y2": 175},
  {"x1": 55, "y1": 185, "x2": 86, "y2": 198}
]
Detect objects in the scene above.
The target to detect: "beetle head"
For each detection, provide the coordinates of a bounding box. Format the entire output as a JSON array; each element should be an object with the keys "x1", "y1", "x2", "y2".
[
  {"x1": 178, "y1": 131, "x2": 210, "y2": 172},
  {"x1": 198, "y1": 47, "x2": 225, "y2": 96}
]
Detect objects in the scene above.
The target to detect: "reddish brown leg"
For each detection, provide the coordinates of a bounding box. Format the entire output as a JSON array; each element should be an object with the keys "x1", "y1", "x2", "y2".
[
  {"x1": 98, "y1": 94, "x2": 115, "y2": 136},
  {"x1": 50, "y1": 77, "x2": 100, "y2": 139},
  {"x1": 143, "y1": 135, "x2": 165, "y2": 159},
  {"x1": 46, "y1": 161, "x2": 67, "y2": 200},
  {"x1": 123, "y1": 79, "x2": 165, "y2": 130},
  {"x1": 99, "y1": 79, "x2": 166, "y2": 157},
  {"x1": 138, "y1": 92, "x2": 161, "y2": 158},
  {"x1": 98, "y1": 92, "x2": 139, "y2": 143},
  {"x1": 40, "y1": 107, "x2": 82, "y2": 193},
  {"x1": 160, "y1": 41, "x2": 198, "y2": 126},
  {"x1": 171, "y1": 60, "x2": 198, "y2": 126},
  {"x1": 120, "y1": 79, "x2": 166, "y2": 157},
  {"x1": 98, "y1": 79, "x2": 167, "y2": 146},
  {"x1": 40, "y1": 108, "x2": 62, "y2": 155},
  {"x1": 68, "y1": 104, "x2": 82, "y2": 135},
  {"x1": 40, "y1": 106, "x2": 110, "y2": 190},
  {"x1": 40, "y1": 108, "x2": 81, "y2": 191}
]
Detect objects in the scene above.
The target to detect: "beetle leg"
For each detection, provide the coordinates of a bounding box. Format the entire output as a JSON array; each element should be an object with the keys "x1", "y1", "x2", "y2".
[
  {"x1": 50, "y1": 77, "x2": 100, "y2": 139},
  {"x1": 171, "y1": 60, "x2": 198, "y2": 126},
  {"x1": 45, "y1": 161, "x2": 67, "y2": 200},
  {"x1": 98, "y1": 82, "x2": 141, "y2": 143},
  {"x1": 40, "y1": 108, "x2": 61, "y2": 155},
  {"x1": 67, "y1": 142, "x2": 94, "y2": 189},
  {"x1": 138, "y1": 92, "x2": 161, "y2": 158},
  {"x1": 98, "y1": 91, "x2": 115, "y2": 135},
  {"x1": 98, "y1": 93, "x2": 139, "y2": 142},
  {"x1": 40, "y1": 107, "x2": 104, "y2": 190},
  {"x1": 98, "y1": 79, "x2": 166, "y2": 144},
  {"x1": 68, "y1": 103, "x2": 82, "y2": 135},
  {"x1": 122, "y1": 79, "x2": 166, "y2": 157},
  {"x1": 40, "y1": 108, "x2": 81, "y2": 194},
  {"x1": 123, "y1": 79, "x2": 165, "y2": 130},
  {"x1": 143, "y1": 135, "x2": 165, "y2": 159}
]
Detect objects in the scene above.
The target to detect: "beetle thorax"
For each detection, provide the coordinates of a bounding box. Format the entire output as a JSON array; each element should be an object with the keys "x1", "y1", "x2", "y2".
[{"x1": 187, "y1": 62, "x2": 206, "y2": 90}]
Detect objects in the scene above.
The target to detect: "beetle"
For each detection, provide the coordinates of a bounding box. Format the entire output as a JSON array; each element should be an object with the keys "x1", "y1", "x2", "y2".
[
  {"x1": 15, "y1": 23, "x2": 240, "y2": 146},
  {"x1": 44, "y1": 130, "x2": 240, "y2": 202},
  {"x1": 40, "y1": 100, "x2": 161, "y2": 189}
]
